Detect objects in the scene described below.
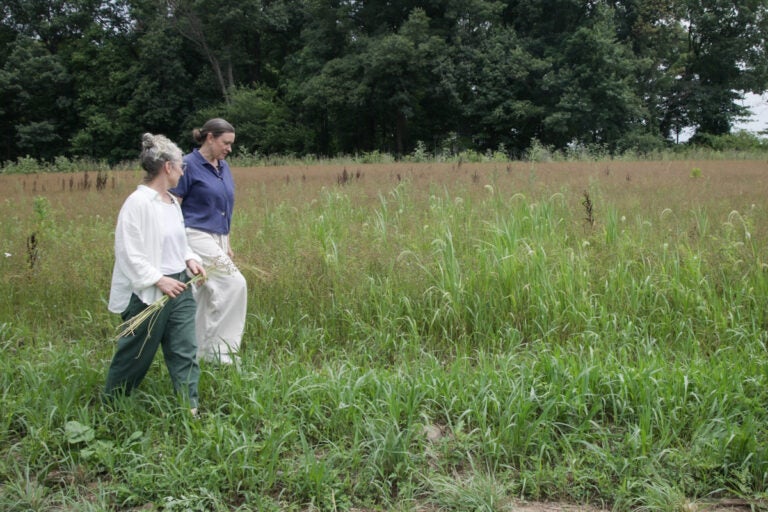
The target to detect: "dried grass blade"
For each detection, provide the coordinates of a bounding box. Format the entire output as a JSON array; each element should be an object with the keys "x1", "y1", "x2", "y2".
[{"x1": 113, "y1": 272, "x2": 207, "y2": 341}]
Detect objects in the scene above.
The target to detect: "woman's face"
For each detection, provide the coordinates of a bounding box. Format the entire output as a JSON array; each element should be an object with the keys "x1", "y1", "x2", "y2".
[
  {"x1": 168, "y1": 159, "x2": 186, "y2": 188},
  {"x1": 207, "y1": 132, "x2": 235, "y2": 161}
]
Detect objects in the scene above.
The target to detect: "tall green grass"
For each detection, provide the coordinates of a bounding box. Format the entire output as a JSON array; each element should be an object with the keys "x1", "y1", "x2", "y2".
[{"x1": 2, "y1": 162, "x2": 768, "y2": 510}]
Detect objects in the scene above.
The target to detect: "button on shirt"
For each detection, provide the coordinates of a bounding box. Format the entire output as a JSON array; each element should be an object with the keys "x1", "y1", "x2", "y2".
[{"x1": 169, "y1": 148, "x2": 235, "y2": 235}]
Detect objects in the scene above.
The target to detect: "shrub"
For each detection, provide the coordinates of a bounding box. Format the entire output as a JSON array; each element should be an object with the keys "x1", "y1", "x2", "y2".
[
  {"x1": 689, "y1": 130, "x2": 767, "y2": 152},
  {"x1": 1, "y1": 156, "x2": 45, "y2": 174}
]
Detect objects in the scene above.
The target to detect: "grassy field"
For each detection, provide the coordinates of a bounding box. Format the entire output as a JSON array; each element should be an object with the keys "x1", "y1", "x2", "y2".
[{"x1": 2, "y1": 158, "x2": 768, "y2": 511}]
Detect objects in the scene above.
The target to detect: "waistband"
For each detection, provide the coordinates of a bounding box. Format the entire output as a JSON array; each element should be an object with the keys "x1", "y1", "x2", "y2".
[{"x1": 166, "y1": 270, "x2": 188, "y2": 282}]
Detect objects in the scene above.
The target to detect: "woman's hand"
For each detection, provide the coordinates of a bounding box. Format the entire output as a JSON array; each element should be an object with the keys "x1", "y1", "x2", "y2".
[
  {"x1": 156, "y1": 276, "x2": 187, "y2": 298},
  {"x1": 187, "y1": 259, "x2": 207, "y2": 285}
]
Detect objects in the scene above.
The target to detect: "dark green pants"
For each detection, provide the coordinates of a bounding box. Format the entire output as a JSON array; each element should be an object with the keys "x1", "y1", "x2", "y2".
[{"x1": 104, "y1": 272, "x2": 200, "y2": 408}]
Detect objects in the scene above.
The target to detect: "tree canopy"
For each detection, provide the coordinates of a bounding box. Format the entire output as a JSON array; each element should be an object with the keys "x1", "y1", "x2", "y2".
[{"x1": 1, "y1": 0, "x2": 766, "y2": 163}]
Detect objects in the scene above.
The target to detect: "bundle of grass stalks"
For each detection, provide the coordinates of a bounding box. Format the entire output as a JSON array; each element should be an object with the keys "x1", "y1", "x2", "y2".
[
  {"x1": 113, "y1": 272, "x2": 207, "y2": 349},
  {"x1": 112, "y1": 261, "x2": 268, "y2": 358}
]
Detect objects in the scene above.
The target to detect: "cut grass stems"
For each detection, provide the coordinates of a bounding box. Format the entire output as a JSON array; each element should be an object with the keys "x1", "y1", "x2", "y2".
[
  {"x1": 114, "y1": 264, "x2": 268, "y2": 358},
  {"x1": 113, "y1": 272, "x2": 207, "y2": 356}
]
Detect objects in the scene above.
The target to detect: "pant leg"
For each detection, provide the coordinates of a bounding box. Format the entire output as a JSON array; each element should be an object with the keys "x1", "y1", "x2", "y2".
[
  {"x1": 160, "y1": 282, "x2": 200, "y2": 408},
  {"x1": 104, "y1": 293, "x2": 168, "y2": 399},
  {"x1": 185, "y1": 228, "x2": 247, "y2": 363}
]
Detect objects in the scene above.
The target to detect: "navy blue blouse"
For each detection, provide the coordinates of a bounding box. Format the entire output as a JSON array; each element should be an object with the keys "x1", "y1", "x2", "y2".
[{"x1": 169, "y1": 148, "x2": 235, "y2": 235}]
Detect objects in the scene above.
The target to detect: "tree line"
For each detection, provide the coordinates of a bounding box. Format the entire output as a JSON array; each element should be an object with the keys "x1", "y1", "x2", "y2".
[{"x1": 1, "y1": 0, "x2": 766, "y2": 164}]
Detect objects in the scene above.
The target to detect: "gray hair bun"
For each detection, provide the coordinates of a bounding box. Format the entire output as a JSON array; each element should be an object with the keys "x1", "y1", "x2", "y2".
[
  {"x1": 141, "y1": 132, "x2": 157, "y2": 150},
  {"x1": 139, "y1": 133, "x2": 182, "y2": 178}
]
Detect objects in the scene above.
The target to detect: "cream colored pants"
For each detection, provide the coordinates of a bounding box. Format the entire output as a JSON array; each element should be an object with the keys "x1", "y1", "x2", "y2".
[{"x1": 186, "y1": 228, "x2": 247, "y2": 364}]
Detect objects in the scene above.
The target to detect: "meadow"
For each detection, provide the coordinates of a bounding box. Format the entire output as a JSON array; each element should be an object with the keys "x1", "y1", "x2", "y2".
[{"x1": 2, "y1": 157, "x2": 768, "y2": 511}]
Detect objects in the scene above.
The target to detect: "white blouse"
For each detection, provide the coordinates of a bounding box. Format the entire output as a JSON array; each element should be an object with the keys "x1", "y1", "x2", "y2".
[{"x1": 108, "y1": 185, "x2": 201, "y2": 313}]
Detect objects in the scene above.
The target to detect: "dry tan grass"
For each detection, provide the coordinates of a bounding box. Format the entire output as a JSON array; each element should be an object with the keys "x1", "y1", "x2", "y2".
[
  {"x1": 3, "y1": 159, "x2": 767, "y2": 247},
  {"x1": 233, "y1": 160, "x2": 768, "y2": 217},
  {"x1": 4, "y1": 159, "x2": 767, "y2": 204}
]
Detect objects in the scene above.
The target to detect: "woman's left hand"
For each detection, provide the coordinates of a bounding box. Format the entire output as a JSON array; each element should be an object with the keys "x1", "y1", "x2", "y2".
[{"x1": 187, "y1": 260, "x2": 207, "y2": 283}]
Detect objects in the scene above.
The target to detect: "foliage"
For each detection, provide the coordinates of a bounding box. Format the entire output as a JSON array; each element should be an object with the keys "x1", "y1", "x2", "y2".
[
  {"x1": 0, "y1": 156, "x2": 112, "y2": 175},
  {"x1": 191, "y1": 85, "x2": 312, "y2": 156},
  {"x1": 1, "y1": 0, "x2": 767, "y2": 164},
  {"x1": 540, "y1": 3, "x2": 649, "y2": 151},
  {"x1": 68, "y1": 1, "x2": 198, "y2": 163},
  {"x1": 689, "y1": 130, "x2": 768, "y2": 152},
  {"x1": 0, "y1": 36, "x2": 74, "y2": 162},
  {"x1": 678, "y1": 0, "x2": 768, "y2": 136}
]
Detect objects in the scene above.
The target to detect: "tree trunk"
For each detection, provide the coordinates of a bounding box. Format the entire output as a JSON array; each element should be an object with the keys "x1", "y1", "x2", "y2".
[
  {"x1": 169, "y1": 0, "x2": 230, "y2": 103},
  {"x1": 395, "y1": 109, "x2": 406, "y2": 156}
]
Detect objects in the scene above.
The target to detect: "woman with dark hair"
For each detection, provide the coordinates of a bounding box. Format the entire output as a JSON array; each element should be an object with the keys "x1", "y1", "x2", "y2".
[
  {"x1": 170, "y1": 118, "x2": 247, "y2": 365},
  {"x1": 105, "y1": 133, "x2": 206, "y2": 415}
]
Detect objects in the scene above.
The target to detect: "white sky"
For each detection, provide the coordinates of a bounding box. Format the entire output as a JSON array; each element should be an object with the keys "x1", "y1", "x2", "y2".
[
  {"x1": 733, "y1": 92, "x2": 768, "y2": 134},
  {"x1": 677, "y1": 91, "x2": 767, "y2": 142}
]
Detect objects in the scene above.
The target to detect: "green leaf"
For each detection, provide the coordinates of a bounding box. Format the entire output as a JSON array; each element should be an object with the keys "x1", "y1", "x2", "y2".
[{"x1": 64, "y1": 420, "x2": 95, "y2": 444}]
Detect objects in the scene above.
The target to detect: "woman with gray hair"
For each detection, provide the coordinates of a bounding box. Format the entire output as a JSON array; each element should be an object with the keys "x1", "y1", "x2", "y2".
[
  {"x1": 104, "y1": 133, "x2": 206, "y2": 416},
  {"x1": 170, "y1": 118, "x2": 247, "y2": 366}
]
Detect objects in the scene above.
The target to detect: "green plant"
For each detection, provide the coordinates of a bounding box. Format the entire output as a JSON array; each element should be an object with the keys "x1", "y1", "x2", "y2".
[
  {"x1": 1, "y1": 156, "x2": 46, "y2": 174},
  {"x1": 4, "y1": 158, "x2": 768, "y2": 510},
  {"x1": 409, "y1": 140, "x2": 429, "y2": 162}
]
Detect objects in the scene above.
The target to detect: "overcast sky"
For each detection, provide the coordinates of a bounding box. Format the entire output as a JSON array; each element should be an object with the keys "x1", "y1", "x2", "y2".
[
  {"x1": 733, "y1": 92, "x2": 768, "y2": 134},
  {"x1": 677, "y1": 92, "x2": 767, "y2": 142}
]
